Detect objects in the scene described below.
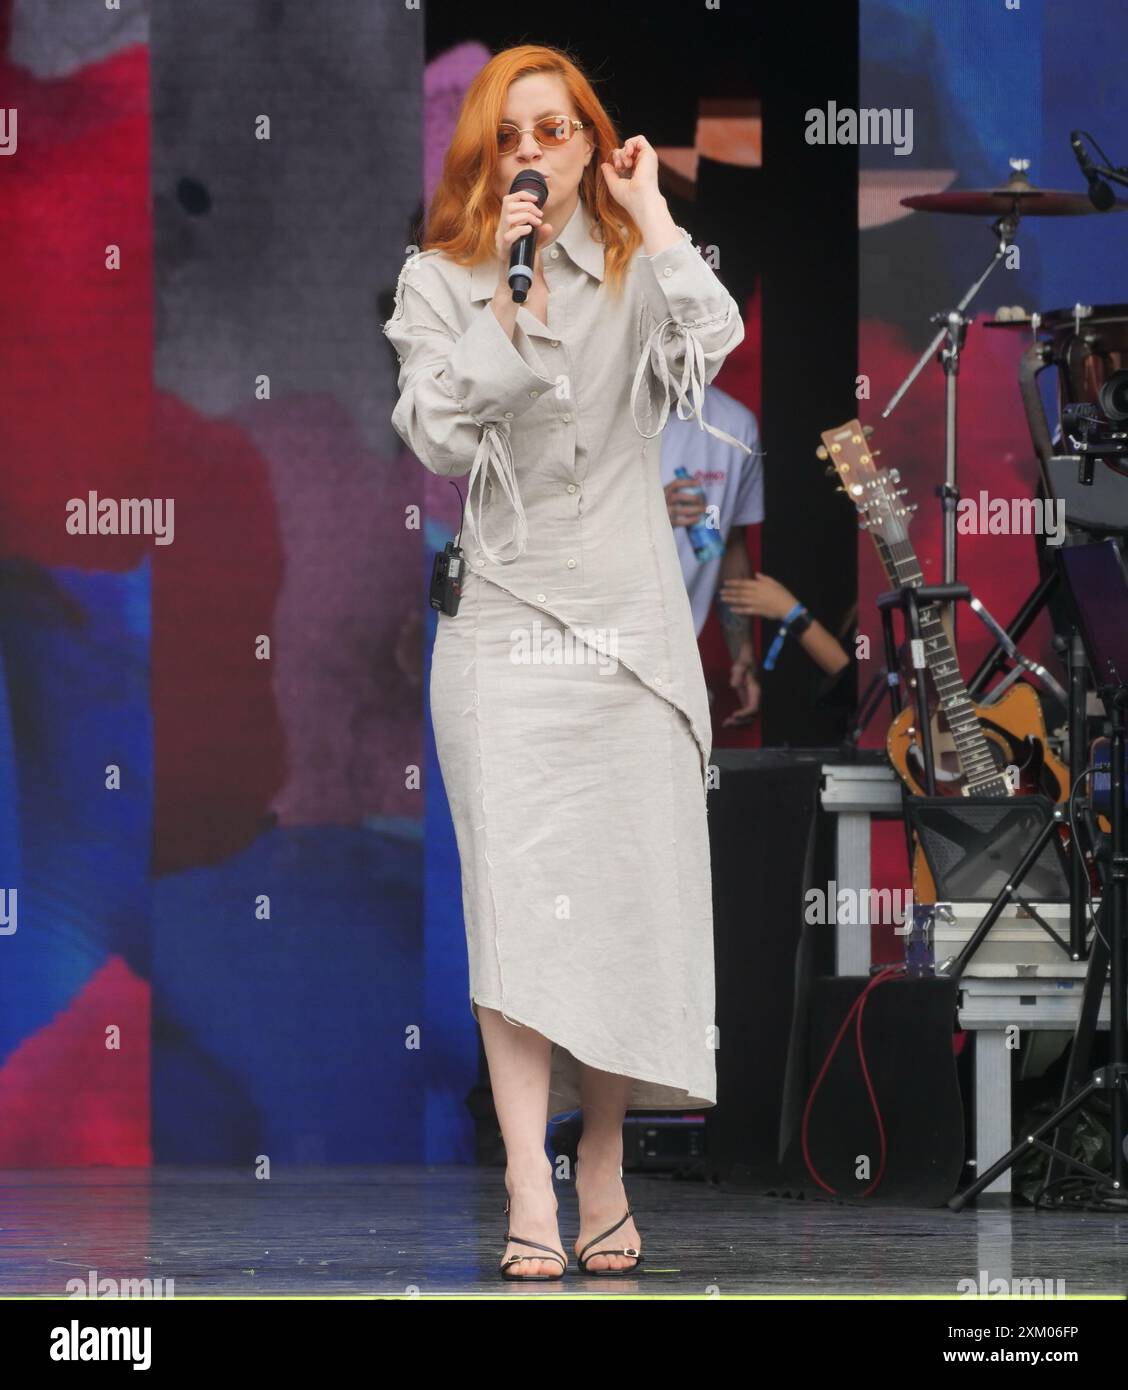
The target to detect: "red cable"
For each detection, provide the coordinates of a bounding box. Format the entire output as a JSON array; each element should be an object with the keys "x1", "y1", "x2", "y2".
[{"x1": 800, "y1": 966, "x2": 905, "y2": 1197}]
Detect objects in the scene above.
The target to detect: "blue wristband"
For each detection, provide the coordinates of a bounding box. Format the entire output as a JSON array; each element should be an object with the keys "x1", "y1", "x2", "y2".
[{"x1": 763, "y1": 602, "x2": 809, "y2": 671}]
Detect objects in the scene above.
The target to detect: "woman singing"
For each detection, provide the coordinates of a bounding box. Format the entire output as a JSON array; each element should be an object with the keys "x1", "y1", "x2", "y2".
[{"x1": 383, "y1": 43, "x2": 749, "y2": 1280}]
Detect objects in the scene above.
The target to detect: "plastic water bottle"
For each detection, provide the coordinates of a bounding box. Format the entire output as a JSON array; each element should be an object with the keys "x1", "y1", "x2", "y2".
[{"x1": 674, "y1": 466, "x2": 724, "y2": 562}]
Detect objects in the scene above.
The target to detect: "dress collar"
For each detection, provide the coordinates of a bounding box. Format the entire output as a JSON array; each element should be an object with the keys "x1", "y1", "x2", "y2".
[{"x1": 469, "y1": 196, "x2": 605, "y2": 301}]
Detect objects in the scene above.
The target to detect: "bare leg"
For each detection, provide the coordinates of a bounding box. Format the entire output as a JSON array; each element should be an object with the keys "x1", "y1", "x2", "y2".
[
  {"x1": 574, "y1": 1061, "x2": 642, "y2": 1272},
  {"x1": 476, "y1": 1004, "x2": 565, "y2": 1277}
]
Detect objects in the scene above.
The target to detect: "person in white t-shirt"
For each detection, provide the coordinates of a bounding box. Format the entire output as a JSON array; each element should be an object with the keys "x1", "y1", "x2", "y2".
[{"x1": 660, "y1": 383, "x2": 763, "y2": 724}]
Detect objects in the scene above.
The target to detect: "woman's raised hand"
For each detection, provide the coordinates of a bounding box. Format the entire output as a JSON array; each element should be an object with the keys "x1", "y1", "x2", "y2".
[{"x1": 600, "y1": 135, "x2": 662, "y2": 212}]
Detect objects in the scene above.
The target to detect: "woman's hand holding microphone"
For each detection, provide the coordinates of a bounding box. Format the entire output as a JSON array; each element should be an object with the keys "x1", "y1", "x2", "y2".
[
  {"x1": 490, "y1": 190, "x2": 554, "y2": 337},
  {"x1": 494, "y1": 188, "x2": 553, "y2": 265}
]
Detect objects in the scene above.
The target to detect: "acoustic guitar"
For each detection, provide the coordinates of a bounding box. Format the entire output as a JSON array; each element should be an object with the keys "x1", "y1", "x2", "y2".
[{"x1": 818, "y1": 419, "x2": 1070, "y2": 901}]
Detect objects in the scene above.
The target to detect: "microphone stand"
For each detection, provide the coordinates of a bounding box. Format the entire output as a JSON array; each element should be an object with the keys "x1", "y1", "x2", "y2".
[
  {"x1": 1087, "y1": 165, "x2": 1128, "y2": 194},
  {"x1": 1071, "y1": 130, "x2": 1128, "y2": 203},
  {"x1": 880, "y1": 203, "x2": 1022, "y2": 650}
]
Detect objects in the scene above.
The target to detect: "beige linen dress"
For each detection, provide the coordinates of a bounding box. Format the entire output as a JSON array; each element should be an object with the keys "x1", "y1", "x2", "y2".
[{"x1": 382, "y1": 196, "x2": 749, "y2": 1118}]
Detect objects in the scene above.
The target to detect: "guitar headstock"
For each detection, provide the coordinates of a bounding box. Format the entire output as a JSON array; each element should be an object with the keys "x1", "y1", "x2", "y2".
[{"x1": 817, "y1": 419, "x2": 917, "y2": 549}]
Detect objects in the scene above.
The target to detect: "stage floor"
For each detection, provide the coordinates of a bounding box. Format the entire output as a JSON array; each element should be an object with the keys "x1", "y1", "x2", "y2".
[{"x1": 1, "y1": 1165, "x2": 1125, "y2": 1298}]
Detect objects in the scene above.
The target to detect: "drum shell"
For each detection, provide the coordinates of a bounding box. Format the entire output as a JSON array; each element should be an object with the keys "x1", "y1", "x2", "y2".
[{"x1": 1040, "y1": 303, "x2": 1128, "y2": 407}]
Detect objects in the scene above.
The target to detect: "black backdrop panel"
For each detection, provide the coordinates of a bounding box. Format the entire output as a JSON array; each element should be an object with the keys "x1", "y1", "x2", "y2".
[{"x1": 422, "y1": 0, "x2": 860, "y2": 747}]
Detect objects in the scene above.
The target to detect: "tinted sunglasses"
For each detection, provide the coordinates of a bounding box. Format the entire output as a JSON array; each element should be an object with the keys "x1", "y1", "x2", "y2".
[{"x1": 497, "y1": 115, "x2": 588, "y2": 156}]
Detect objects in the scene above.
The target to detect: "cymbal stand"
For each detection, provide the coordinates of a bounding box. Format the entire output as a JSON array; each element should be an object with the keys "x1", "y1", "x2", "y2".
[{"x1": 880, "y1": 206, "x2": 1022, "y2": 646}]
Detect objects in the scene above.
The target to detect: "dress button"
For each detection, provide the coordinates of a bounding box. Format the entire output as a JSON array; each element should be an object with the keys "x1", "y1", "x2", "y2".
[
  {"x1": 550, "y1": 249, "x2": 560, "y2": 259},
  {"x1": 654, "y1": 676, "x2": 663, "y2": 685},
  {"x1": 529, "y1": 390, "x2": 539, "y2": 398},
  {"x1": 536, "y1": 592, "x2": 547, "y2": 602},
  {"x1": 663, "y1": 267, "x2": 674, "y2": 277},
  {"x1": 566, "y1": 484, "x2": 577, "y2": 494},
  {"x1": 566, "y1": 558, "x2": 577, "y2": 569},
  {"x1": 550, "y1": 339, "x2": 559, "y2": 348},
  {"x1": 504, "y1": 411, "x2": 514, "y2": 419},
  {"x1": 562, "y1": 413, "x2": 572, "y2": 423},
  {"x1": 474, "y1": 557, "x2": 484, "y2": 566}
]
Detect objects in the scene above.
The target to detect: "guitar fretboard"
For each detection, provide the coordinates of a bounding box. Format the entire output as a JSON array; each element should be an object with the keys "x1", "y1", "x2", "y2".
[{"x1": 883, "y1": 538, "x2": 1009, "y2": 796}]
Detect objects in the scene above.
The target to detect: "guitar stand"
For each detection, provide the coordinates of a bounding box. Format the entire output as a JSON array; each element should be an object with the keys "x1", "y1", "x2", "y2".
[
  {"x1": 950, "y1": 539, "x2": 1128, "y2": 1210},
  {"x1": 950, "y1": 688, "x2": 1128, "y2": 1211},
  {"x1": 877, "y1": 580, "x2": 956, "y2": 874},
  {"x1": 966, "y1": 549, "x2": 1105, "y2": 962},
  {"x1": 878, "y1": 579, "x2": 1081, "y2": 972},
  {"x1": 938, "y1": 800, "x2": 1071, "y2": 982},
  {"x1": 843, "y1": 664, "x2": 896, "y2": 749}
]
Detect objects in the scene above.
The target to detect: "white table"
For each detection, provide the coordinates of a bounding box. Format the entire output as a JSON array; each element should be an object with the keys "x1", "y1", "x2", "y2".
[
  {"x1": 820, "y1": 761, "x2": 904, "y2": 975},
  {"x1": 957, "y1": 966, "x2": 1110, "y2": 1196}
]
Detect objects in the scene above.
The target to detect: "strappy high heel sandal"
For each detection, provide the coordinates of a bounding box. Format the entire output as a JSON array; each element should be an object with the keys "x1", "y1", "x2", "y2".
[
  {"x1": 574, "y1": 1160, "x2": 644, "y2": 1277},
  {"x1": 576, "y1": 1209, "x2": 644, "y2": 1276},
  {"x1": 497, "y1": 1197, "x2": 569, "y2": 1281}
]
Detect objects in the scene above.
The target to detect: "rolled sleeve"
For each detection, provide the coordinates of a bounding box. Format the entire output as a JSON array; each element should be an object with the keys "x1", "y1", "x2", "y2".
[{"x1": 382, "y1": 262, "x2": 554, "y2": 477}]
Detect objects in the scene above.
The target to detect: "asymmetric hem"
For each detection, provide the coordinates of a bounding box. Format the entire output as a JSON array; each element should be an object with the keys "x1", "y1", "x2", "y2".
[
  {"x1": 432, "y1": 572, "x2": 718, "y2": 1116},
  {"x1": 470, "y1": 996, "x2": 717, "y2": 1119}
]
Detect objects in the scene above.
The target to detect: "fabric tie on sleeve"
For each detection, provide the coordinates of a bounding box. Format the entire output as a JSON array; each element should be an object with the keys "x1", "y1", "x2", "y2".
[
  {"x1": 630, "y1": 316, "x2": 754, "y2": 454},
  {"x1": 464, "y1": 420, "x2": 529, "y2": 564}
]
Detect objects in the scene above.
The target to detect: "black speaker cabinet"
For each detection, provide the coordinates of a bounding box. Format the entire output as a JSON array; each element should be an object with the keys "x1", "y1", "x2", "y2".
[{"x1": 778, "y1": 974, "x2": 964, "y2": 1204}]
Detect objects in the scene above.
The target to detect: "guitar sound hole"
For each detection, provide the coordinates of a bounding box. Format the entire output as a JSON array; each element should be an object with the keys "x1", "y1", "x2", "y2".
[{"x1": 904, "y1": 713, "x2": 1034, "y2": 798}]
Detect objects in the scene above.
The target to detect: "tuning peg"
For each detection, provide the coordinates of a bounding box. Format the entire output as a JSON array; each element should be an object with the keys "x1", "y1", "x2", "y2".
[
  {"x1": 816, "y1": 445, "x2": 829, "y2": 460},
  {"x1": 862, "y1": 425, "x2": 874, "y2": 437},
  {"x1": 871, "y1": 449, "x2": 881, "y2": 458},
  {"x1": 824, "y1": 464, "x2": 839, "y2": 478}
]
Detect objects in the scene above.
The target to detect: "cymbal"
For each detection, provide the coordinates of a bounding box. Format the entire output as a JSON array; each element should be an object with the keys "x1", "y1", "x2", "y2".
[{"x1": 901, "y1": 169, "x2": 1124, "y2": 216}]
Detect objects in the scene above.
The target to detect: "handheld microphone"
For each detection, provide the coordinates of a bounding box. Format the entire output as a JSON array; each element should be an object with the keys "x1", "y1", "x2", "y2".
[
  {"x1": 1070, "y1": 130, "x2": 1116, "y2": 212},
  {"x1": 507, "y1": 169, "x2": 548, "y2": 303}
]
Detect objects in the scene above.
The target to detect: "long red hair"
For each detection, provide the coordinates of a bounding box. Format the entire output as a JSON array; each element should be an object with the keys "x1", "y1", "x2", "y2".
[{"x1": 423, "y1": 44, "x2": 642, "y2": 296}]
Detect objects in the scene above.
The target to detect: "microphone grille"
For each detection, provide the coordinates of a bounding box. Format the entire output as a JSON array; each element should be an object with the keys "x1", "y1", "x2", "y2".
[{"x1": 511, "y1": 169, "x2": 549, "y2": 202}]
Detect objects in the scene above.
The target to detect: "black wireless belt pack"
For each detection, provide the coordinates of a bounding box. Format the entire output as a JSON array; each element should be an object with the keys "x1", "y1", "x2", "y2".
[{"x1": 430, "y1": 540, "x2": 464, "y2": 616}]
